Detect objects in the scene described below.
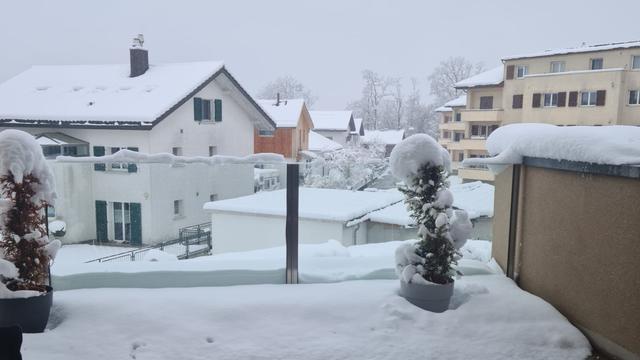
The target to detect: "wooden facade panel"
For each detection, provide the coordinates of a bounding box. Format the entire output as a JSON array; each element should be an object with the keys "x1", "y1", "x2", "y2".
[{"x1": 254, "y1": 128, "x2": 294, "y2": 159}]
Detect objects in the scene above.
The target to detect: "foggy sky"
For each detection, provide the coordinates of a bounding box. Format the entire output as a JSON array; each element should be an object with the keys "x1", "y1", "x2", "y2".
[{"x1": 1, "y1": 0, "x2": 638, "y2": 109}]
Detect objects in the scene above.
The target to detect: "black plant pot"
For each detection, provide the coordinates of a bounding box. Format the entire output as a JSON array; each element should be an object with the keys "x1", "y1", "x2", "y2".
[{"x1": 0, "y1": 286, "x2": 53, "y2": 333}]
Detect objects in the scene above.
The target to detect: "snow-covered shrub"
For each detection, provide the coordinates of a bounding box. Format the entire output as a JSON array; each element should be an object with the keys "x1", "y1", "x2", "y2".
[
  {"x1": 391, "y1": 134, "x2": 471, "y2": 285},
  {"x1": 0, "y1": 130, "x2": 60, "y2": 297},
  {"x1": 304, "y1": 143, "x2": 387, "y2": 189}
]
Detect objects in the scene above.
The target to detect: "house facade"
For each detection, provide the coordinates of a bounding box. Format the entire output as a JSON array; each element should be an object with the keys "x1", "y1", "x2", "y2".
[
  {"x1": 254, "y1": 98, "x2": 313, "y2": 161},
  {"x1": 361, "y1": 129, "x2": 406, "y2": 157},
  {"x1": 440, "y1": 40, "x2": 640, "y2": 183},
  {"x1": 0, "y1": 42, "x2": 275, "y2": 245},
  {"x1": 308, "y1": 110, "x2": 356, "y2": 147}
]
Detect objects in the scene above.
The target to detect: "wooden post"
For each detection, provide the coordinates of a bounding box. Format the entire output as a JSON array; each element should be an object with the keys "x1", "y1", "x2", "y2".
[{"x1": 286, "y1": 164, "x2": 299, "y2": 284}]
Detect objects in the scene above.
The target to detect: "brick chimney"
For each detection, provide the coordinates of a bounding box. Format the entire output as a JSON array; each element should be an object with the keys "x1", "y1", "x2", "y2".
[{"x1": 129, "y1": 34, "x2": 148, "y2": 77}]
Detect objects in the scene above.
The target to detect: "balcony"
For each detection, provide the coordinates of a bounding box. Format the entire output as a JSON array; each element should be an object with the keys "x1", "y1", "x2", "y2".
[
  {"x1": 458, "y1": 167, "x2": 495, "y2": 182},
  {"x1": 459, "y1": 109, "x2": 503, "y2": 122},
  {"x1": 447, "y1": 138, "x2": 487, "y2": 151},
  {"x1": 439, "y1": 121, "x2": 466, "y2": 131},
  {"x1": 438, "y1": 138, "x2": 451, "y2": 147}
]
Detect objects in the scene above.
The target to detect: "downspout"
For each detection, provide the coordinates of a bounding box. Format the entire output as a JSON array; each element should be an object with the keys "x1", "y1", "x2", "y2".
[
  {"x1": 352, "y1": 222, "x2": 361, "y2": 246},
  {"x1": 506, "y1": 164, "x2": 521, "y2": 282}
]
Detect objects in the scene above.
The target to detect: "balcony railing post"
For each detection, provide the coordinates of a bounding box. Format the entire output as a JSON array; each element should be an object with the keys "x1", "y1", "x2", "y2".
[{"x1": 286, "y1": 163, "x2": 299, "y2": 284}]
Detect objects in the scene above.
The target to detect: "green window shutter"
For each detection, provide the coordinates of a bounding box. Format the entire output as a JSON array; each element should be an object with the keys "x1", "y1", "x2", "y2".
[
  {"x1": 93, "y1": 146, "x2": 106, "y2": 171},
  {"x1": 214, "y1": 99, "x2": 222, "y2": 122},
  {"x1": 127, "y1": 147, "x2": 139, "y2": 173},
  {"x1": 194, "y1": 97, "x2": 203, "y2": 121},
  {"x1": 130, "y1": 203, "x2": 142, "y2": 245},
  {"x1": 95, "y1": 200, "x2": 108, "y2": 241}
]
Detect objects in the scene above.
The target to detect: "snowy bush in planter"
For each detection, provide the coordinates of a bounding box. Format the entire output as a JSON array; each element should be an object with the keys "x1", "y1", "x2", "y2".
[
  {"x1": 391, "y1": 134, "x2": 471, "y2": 310},
  {"x1": 0, "y1": 130, "x2": 60, "y2": 298}
]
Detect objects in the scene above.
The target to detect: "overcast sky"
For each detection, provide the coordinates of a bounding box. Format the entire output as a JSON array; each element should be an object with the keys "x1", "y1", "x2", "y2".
[{"x1": 1, "y1": 0, "x2": 639, "y2": 109}]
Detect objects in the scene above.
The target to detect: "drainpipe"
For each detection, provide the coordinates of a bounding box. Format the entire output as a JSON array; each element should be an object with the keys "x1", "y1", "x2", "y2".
[
  {"x1": 506, "y1": 164, "x2": 521, "y2": 282},
  {"x1": 352, "y1": 223, "x2": 361, "y2": 245}
]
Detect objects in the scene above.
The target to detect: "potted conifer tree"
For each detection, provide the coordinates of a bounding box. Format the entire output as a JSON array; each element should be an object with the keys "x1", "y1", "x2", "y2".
[
  {"x1": 390, "y1": 134, "x2": 472, "y2": 312},
  {"x1": 0, "y1": 130, "x2": 60, "y2": 332}
]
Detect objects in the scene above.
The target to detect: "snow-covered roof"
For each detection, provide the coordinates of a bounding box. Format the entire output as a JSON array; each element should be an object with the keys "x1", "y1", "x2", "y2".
[
  {"x1": 309, "y1": 111, "x2": 353, "y2": 131},
  {"x1": 0, "y1": 62, "x2": 275, "y2": 130},
  {"x1": 435, "y1": 106, "x2": 452, "y2": 113},
  {"x1": 444, "y1": 95, "x2": 467, "y2": 108},
  {"x1": 502, "y1": 40, "x2": 640, "y2": 61},
  {"x1": 36, "y1": 132, "x2": 88, "y2": 146},
  {"x1": 361, "y1": 129, "x2": 405, "y2": 145},
  {"x1": 308, "y1": 130, "x2": 343, "y2": 152},
  {"x1": 353, "y1": 118, "x2": 364, "y2": 135},
  {"x1": 454, "y1": 66, "x2": 504, "y2": 89},
  {"x1": 257, "y1": 99, "x2": 305, "y2": 128},
  {"x1": 463, "y1": 124, "x2": 640, "y2": 168},
  {"x1": 204, "y1": 188, "x2": 404, "y2": 222},
  {"x1": 367, "y1": 181, "x2": 495, "y2": 225}
]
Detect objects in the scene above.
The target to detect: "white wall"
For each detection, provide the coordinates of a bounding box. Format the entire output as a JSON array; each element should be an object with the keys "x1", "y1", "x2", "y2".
[{"x1": 313, "y1": 129, "x2": 350, "y2": 147}]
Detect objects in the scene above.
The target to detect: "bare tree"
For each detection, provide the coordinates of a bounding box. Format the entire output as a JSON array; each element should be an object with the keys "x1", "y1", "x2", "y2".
[
  {"x1": 348, "y1": 70, "x2": 398, "y2": 130},
  {"x1": 428, "y1": 57, "x2": 484, "y2": 105},
  {"x1": 258, "y1": 76, "x2": 317, "y2": 107}
]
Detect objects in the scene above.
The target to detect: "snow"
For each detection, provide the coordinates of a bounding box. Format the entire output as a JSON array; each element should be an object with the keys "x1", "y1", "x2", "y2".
[
  {"x1": 22, "y1": 275, "x2": 591, "y2": 359},
  {"x1": 256, "y1": 98, "x2": 305, "y2": 128},
  {"x1": 50, "y1": 240, "x2": 495, "y2": 288},
  {"x1": 204, "y1": 187, "x2": 403, "y2": 222},
  {"x1": 390, "y1": 134, "x2": 449, "y2": 183},
  {"x1": 0, "y1": 129, "x2": 56, "y2": 204},
  {"x1": 309, "y1": 110, "x2": 353, "y2": 131},
  {"x1": 444, "y1": 94, "x2": 467, "y2": 108},
  {"x1": 353, "y1": 117, "x2": 364, "y2": 134},
  {"x1": 435, "y1": 106, "x2": 452, "y2": 113},
  {"x1": 361, "y1": 129, "x2": 405, "y2": 145},
  {"x1": 463, "y1": 124, "x2": 640, "y2": 168},
  {"x1": 254, "y1": 167, "x2": 279, "y2": 180},
  {"x1": 502, "y1": 39, "x2": 640, "y2": 60},
  {"x1": 523, "y1": 67, "x2": 624, "y2": 78},
  {"x1": 57, "y1": 148, "x2": 285, "y2": 165},
  {"x1": 454, "y1": 66, "x2": 504, "y2": 88},
  {"x1": 308, "y1": 130, "x2": 343, "y2": 152},
  {"x1": 0, "y1": 61, "x2": 224, "y2": 123},
  {"x1": 49, "y1": 220, "x2": 66, "y2": 233}
]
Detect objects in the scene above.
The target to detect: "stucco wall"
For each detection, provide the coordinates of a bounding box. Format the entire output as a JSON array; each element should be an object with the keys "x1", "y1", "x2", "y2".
[{"x1": 493, "y1": 164, "x2": 640, "y2": 358}]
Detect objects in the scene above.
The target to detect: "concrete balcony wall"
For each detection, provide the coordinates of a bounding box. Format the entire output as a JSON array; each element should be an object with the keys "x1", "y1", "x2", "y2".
[
  {"x1": 459, "y1": 109, "x2": 504, "y2": 122},
  {"x1": 458, "y1": 167, "x2": 494, "y2": 182},
  {"x1": 439, "y1": 122, "x2": 466, "y2": 131}
]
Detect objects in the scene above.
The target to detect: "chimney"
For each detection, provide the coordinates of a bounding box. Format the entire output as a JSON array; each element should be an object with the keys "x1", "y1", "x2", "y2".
[
  {"x1": 276, "y1": 93, "x2": 281, "y2": 106},
  {"x1": 129, "y1": 34, "x2": 148, "y2": 77}
]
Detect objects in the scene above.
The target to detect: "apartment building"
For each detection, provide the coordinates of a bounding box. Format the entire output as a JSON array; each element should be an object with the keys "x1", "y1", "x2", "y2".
[{"x1": 439, "y1": 40, "x2": 640, "y2": 183}]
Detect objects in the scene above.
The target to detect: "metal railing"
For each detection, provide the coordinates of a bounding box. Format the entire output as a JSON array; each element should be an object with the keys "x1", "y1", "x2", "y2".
[{"x1": 85, "y1": 223, "x2": 212, "y2": 263}]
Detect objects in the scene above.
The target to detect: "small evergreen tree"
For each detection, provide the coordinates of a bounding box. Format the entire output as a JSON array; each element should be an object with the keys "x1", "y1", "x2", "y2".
[{"x1": 398, "y1": 164, "x2": 457, "y2": 284}]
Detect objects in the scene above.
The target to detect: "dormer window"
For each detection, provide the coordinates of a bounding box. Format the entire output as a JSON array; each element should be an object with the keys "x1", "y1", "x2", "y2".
[{"x1": 550, "y1": 61, "x2": 566, "y2": 73}]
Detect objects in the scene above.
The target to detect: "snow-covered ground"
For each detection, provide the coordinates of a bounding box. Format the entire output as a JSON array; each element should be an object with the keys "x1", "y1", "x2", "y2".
[
  {"x1": 51, "y1": 240, "x2": 496, "y2": 289},
  {"x1": 23, "y1": 276, "x2": 591, "y2": 360}
]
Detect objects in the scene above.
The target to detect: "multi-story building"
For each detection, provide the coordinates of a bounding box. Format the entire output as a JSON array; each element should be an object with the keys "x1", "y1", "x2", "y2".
[{"x1": 439, "y1": 40, "x2": 640, "y2": 183}]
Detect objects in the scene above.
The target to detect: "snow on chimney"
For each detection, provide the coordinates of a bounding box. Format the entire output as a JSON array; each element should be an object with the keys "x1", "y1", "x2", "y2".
[{"x1": 129, "y1": 34, "x2": 149, "y2": 77}]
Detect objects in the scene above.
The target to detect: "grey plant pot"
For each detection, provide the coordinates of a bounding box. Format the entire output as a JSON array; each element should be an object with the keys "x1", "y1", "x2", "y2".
[
  {"x1": 0, "y1": 286, "x2": 53, "y2": 333},
  {"x1": 400, "y1": 279, "x2": 454, "y2": 313}
]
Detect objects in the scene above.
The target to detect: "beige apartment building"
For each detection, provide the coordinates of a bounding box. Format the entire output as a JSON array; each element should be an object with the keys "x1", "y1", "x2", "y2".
[{"x1": 439, "y1": 40, "x2": 640, "y2": 182}]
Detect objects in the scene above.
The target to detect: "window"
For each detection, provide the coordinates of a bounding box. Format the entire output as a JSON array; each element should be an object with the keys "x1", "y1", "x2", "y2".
[
  {"x1": 590, "y1": 58, "x2": 603, "y2": 70},
  {"x1": 629, "y1": 90, "x2": 640, "y2": 105},
  {"x1": 113, "y1": 202, "x2": 131, "y2": 242},
  {"x1": 455, "y1": 113, "x2": 461, "y2": 122},
  {"x1": 512, "y1": 94, "x2": 523, "y2": 109},
  {"x1": 633, "y1": 56, "x2": 640, "y2": 69},
  {"x1": 209, "y1": 194, "x2": 219, "y2": 202},
  {"x1": 173, "y1": 200, "x2": 184, "y2": 217},
  {"x1": 258, "y1": 130, "x2": 275, "y2": 136},
  {"x1": 47, "y1": 206, "x2": 56, "y2": 218},
  {"x1": 516, "y1": 65, "x2": 528, "y2": 78},
  {"x1": 580, "y1": 91, "x2": 597, "y2": 106},
  {"x1": 172, "y1": 147, "x2": 183, "y2": 156},
  {"x1": 543, "y1": 93, "x2": 558, "y2": 107},
  {"x1": 442, "y1": 130, "x2": 450, "y2": 139},
  {"x1": 479, "y1": 96, "x2": 493, "y2": 109},
  {"x1": 194, "y1": 97, "x2": 222, "y2": 121},
  {"x1": 550, "y1": 61, "x2": 565, "y2": 73},
  {"x1": 470, "y1": 124, "x2": 497, "y2": 139},
  {"x1": 453, "y1": 132, "x2": 463, "y2": 142},
  {"x1": 443, "y1": 115, "x2": 451, "y2": 123},
  {"x1": 458, "y1": 153, "x2": 464, "y2": 162},
  {"x1": 208, "y1": 146, "x2": 217, "y2": 156}
]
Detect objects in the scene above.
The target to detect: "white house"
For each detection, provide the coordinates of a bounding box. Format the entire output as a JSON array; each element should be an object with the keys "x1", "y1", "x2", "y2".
[
  {"x1": 203, "y1": 188, "x2": 403, "y2": 253},
  {"x1": 307, "y1": 130, "x2": 343, "y2": 154},
  {"x1": 0, "y1": 39, "x2": 276, "y2": 245},
  {"x1": 308, "y1": 110, "x2": 356, "y2": 146}
]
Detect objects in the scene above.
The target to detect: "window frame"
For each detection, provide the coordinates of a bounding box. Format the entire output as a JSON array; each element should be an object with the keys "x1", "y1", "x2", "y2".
[
  {"x1": 173, "y1": 199, "x2": 184, "y2": 218},
  {"x1": 580, "y1": 91, "x2": 598, "y2": 107},
  {"x1": 479, "y1": 96, "x2": 493, "y2": 110},
  {"x1": 258, "y1": 130, "x2": 275, "y2": 137},
  {"x1": 208, "y1": 145, "x2": 218, "y2": 156},
  {"x1": 516, "y1": 65, "x2": 528, "y2": 78},
  {"x1": 543, "y1": 93, "x2": 559, "y2": 107},
  {"x1": 632, "y1": 55, "x2": 640, "y2": 70},
  {"x1": 550, "y1": 61, "x2": 566, "y2": 73},
  {"x1": 172, "y1": 147, "x2": 183, "y2": 156},
  {"x1": 628, "y1": 90, "x2": 640, "y2": 105},
  {"x1": 590, "y1": 58, "x2": 603, "y2": 70}
]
